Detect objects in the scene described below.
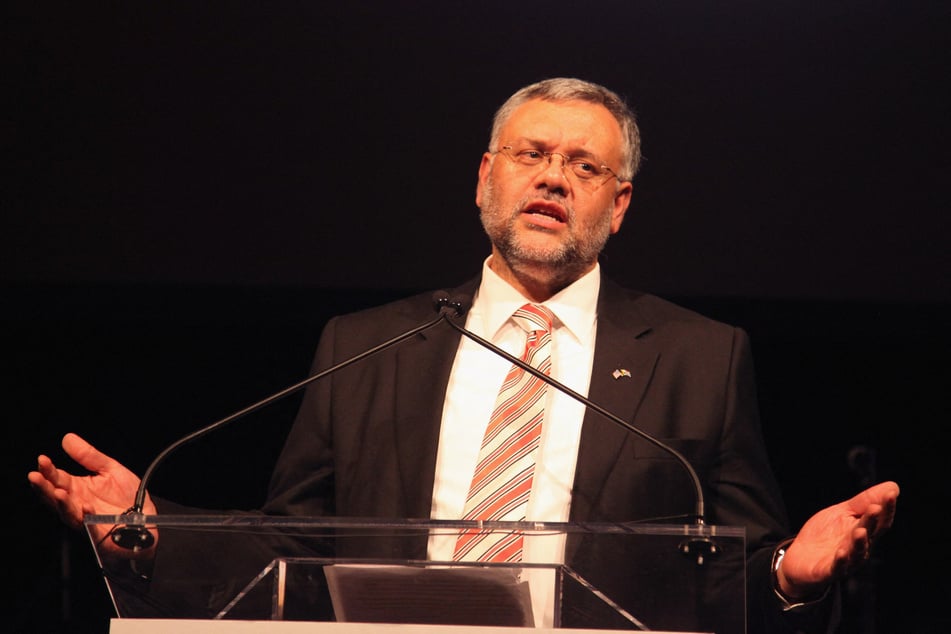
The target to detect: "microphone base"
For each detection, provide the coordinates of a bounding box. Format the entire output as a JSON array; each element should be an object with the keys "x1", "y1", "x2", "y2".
[
  {"x1": 112, "y1": 524, "x2": 156, "y2": 550},
  {"x1": 679, "y1": 536, "x2": 720, "y2": 566}
]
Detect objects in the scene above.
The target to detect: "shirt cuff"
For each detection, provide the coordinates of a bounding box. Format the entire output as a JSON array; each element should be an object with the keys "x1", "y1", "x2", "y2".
[{"x1": 771, "y1": 538, "x2": 831, "y2": 611}]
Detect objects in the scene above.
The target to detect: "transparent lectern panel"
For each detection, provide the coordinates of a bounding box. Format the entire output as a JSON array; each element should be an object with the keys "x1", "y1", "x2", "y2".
[
  {"x1": 223, "y1": 559, "x2": 547, "y2": 626},
  {"x1": 85, "y1": 515, "x2": 745, "y2": 633}
]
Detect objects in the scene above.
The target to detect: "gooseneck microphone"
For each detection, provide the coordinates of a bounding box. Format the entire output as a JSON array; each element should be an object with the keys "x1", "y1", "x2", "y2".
[
  {"x1": 114, "y1": 289, "x2": 715, "y2": 563},
  {"x1": 436, "y1": 293, "x2": 718, "y2": 564},
  {"x1": 111, "y1": 292, "x2": 460, "y2": 550}
]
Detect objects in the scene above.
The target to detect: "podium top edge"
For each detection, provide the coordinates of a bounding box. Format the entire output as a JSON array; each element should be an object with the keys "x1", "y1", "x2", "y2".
[{"x1": 84, "y1": 514, "x2": 745, "y2": 537}]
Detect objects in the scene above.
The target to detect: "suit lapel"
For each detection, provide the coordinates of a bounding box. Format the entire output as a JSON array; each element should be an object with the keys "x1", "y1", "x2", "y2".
[
  {"x1": 391, "y1": 280, "x2": 477, "y2": 518},
  {"x1": 571, "y1": 279, "x2": 659, "y2": 522},
  {"x1": 380, "y1": 276, "x2": 660, "y2": 524}
]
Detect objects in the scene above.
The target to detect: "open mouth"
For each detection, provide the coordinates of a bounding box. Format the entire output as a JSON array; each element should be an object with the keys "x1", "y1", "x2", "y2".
[{"x1": 522, "y1": 201, "x2": 567, "y2": 224}]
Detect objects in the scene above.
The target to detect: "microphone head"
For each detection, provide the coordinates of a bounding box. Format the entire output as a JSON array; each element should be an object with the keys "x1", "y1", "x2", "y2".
[
  {"x1": 448, "y1": 294, "x2": 471, "y2": 318},
  {"x1": 432, "y1": 291, "x2": 470, "y2": 318},
  {"x1": 432, "y1": 291, "x2": 451, "y2": 314}
]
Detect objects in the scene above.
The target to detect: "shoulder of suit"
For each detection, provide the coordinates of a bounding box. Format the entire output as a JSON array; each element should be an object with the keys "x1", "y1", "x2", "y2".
[
  {"x1": 599, "y1": 277, "x2": 739, "y2": 335},
  {"x1": 330, "y1": 278, "x2": 482, "y2": 329}
]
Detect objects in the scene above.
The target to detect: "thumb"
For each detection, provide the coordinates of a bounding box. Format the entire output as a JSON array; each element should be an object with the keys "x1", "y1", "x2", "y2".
[{"x1": 61, "y1": 432, "x2": 123, "y2": 475}]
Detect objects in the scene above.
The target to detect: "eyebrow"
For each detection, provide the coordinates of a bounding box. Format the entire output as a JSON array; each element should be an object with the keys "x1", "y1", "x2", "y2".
[{"x1": 511, "y1": 137, "x2": 602, "y2": 161}]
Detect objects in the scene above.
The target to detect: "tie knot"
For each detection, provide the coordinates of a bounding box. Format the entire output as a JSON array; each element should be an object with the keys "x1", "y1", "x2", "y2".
[{"x1": 512, "y1": 303, "x2": 554, "y2": 334}]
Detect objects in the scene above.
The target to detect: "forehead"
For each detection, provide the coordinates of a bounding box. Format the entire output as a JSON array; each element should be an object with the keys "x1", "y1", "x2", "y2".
[{"x1": 500, "y1": 98, "x2": 624, "y2": 158}]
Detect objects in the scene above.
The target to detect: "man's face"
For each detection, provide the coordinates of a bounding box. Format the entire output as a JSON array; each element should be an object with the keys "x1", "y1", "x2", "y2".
[{"x1": 476, "y1": 98, "x2": 633, "y2": 285}]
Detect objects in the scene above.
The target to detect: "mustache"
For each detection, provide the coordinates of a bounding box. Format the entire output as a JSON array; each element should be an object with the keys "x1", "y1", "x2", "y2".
[{"x1": 516, "y1": 191, "x2": 573, "y2": 220}]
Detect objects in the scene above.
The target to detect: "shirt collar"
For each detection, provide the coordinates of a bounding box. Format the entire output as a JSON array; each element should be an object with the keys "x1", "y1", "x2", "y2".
[{"x1": 473, "y1": 256, "x2": 600, "y2": 345}]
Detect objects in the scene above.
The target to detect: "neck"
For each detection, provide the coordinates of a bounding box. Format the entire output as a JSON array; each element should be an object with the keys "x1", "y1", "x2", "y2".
[{"x1": 487, "y1": 253, "x2": 594, "y2": 302}]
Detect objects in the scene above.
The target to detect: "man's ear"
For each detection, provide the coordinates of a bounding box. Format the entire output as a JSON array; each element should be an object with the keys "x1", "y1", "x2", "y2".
[
  {"x1": 475, "y1": 152, "x2": 493, "y2": 208},
  {"x1": 610, "y1": 181, "x2": 633, "y2": 234}
]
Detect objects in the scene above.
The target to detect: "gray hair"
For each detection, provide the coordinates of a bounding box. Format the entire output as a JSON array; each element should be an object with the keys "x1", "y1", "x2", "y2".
[{"x1": 488, "y1": 77, "x2": 642, "y2": 181}]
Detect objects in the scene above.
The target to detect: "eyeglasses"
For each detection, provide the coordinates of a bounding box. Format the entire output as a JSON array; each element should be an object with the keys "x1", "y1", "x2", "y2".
[{"x1": 495, "y1": 145, "x2": 622, "y2": 189}]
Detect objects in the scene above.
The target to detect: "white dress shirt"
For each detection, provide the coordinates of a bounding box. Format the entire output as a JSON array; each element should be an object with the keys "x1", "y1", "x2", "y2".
[{"x1": 428, "y1": 257, "x2": 600, "y2": 626}]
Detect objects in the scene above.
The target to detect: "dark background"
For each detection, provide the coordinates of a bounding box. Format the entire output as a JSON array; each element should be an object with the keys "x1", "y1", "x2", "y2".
[{"x1": 4, "y1": 2, "x2": 949, "y2": 632}]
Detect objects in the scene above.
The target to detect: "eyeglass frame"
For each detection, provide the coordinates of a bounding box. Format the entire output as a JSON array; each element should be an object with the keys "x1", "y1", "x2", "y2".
[{"x1": 493, "y1": 145, "x2": 626, "y2": 187}]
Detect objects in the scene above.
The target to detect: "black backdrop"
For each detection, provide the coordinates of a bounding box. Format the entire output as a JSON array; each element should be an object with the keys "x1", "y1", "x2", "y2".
[
  {"x1": 4, "y1": 1, "x2": 949, "y2": 301},
  {"x1": 4, "y1": 2, "x2": 949, "y2": 632}
]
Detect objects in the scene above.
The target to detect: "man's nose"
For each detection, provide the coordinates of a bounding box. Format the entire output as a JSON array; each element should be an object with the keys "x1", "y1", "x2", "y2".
[{"x1": 536, "y1": 152, "x2": 571, "y2": 192}]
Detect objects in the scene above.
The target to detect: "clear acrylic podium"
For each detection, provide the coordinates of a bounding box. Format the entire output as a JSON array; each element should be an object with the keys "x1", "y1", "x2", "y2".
[{"x1": 84, "y1": 515, "x2": 745, "y2": 633}]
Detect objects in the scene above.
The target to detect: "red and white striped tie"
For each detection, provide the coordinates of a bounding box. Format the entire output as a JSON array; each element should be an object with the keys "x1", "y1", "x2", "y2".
[{"x1": 453, "y1": 303, "x2": 555, "y2": 562}]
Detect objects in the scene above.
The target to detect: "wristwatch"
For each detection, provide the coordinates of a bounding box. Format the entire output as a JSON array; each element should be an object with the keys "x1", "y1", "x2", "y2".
[{"x1": 770, "y1": 537, "x2": 829, "y2": 610}]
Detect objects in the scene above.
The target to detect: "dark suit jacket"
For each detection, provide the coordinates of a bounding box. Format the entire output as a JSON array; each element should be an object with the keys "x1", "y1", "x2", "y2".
[
  {"x1": 149, "y1": 273, "x2": 836, "y2": 632},
  {"x1": 258, "y1": 274, "x2": 835, "y2": 633}
]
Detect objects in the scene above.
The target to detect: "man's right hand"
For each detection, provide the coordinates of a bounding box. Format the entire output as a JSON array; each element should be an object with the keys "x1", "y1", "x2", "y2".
[{"x1": 28, "y1": 432, "x2": 158, "y2": 553}]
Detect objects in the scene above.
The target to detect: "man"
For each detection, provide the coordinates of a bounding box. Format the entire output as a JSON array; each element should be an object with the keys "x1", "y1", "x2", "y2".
[{"x1": 30, "y1": 78, "x2": 899, "y2": 633}]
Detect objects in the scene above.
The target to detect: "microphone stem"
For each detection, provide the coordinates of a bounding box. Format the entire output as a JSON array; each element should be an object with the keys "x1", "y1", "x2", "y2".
[
  {"x1": 128, "y1": 312, "x2": 447, "y2": 514},
  {"x1": 441, "y1": 315, "x2": 706, "y2": 526}
]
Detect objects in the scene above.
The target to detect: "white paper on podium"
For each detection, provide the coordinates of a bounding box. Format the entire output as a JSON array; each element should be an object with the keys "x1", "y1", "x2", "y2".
[{"x1": 323, "y1": 564, "x2": 535, "y2": 627}]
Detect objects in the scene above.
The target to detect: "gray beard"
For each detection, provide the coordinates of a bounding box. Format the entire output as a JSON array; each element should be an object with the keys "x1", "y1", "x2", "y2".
[{"x1": 479, "y1": 179, "x2": 613, "y2": 281}]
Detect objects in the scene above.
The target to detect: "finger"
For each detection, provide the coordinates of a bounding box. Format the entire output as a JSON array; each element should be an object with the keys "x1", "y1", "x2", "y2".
[
  {"x1": 829, "y1": 527, "x2": 868, "y2": 580},
  {"x1": 830, "y1": 542, "x2": 851, "y2": 579},
  {"x1": 860, "y1": 496, "x2": 898, "y2": 541},
  {"x1": 37, "y1": 453, "x2": 89, "y2": 520},
  {"x1": 28, "y1": 465, "x2": 84, "y2": 529},
  {"x1": 846, "y1": 481, "x2": 900, "y2": 516},
  {"x1": 52, "y1": 489, "x2": 85, "y2": 530},
  {"x1": 34, "y1": 453, "x2": 55, "y2": 479},
  {"x1": 62, "y1": 432, "x2": 118, "y2": 475},
  {"x1": 34, "y1": 453, "x2": 74, "y2": 492},
  {"x1": 859, "y1": 502, "x2": 882, "y2": 536},
  {"x1": 872, "y1": 491, "x2": 899, "y2": 535},
  {"x1": 852, "y1": 526, "x2": 872, "y2": 567},
  {"x1": 27, "y1": 468, "x2": 59, "y2": 508},
  {"x1": 847, "y1": 525, "x2": 873, "y2": 570}
]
